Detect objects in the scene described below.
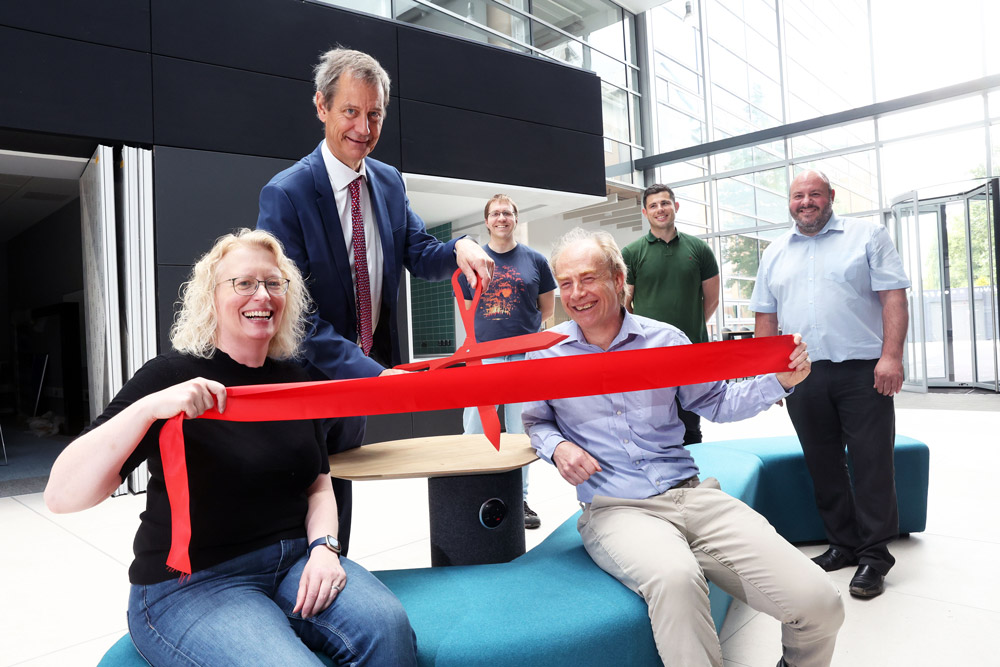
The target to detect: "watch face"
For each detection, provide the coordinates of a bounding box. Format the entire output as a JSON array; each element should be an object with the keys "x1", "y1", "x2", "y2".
[{"x1": 325, "y1": 536, "x2": 342, "y2": 553}]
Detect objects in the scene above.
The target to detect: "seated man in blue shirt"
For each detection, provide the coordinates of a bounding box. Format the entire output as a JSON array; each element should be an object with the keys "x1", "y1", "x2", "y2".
[{"x1": 522, "y1": 228, "x2": 844, "y2": 667}]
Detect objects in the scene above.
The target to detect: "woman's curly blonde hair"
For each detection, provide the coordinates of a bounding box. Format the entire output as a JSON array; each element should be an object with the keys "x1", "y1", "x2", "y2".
[{"x1": 169, "y1": 228, "x2": 310, "y2": 360}]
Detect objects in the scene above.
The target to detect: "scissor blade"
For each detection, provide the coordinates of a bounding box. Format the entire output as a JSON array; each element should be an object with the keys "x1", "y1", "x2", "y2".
[{"x1": 478, "y1": 405, "x2": 502, "y2": 451}]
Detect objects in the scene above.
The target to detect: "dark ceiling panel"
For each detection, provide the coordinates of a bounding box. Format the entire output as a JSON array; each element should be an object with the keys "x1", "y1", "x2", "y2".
[
  {"x1": 399, "y1": 99, "x2": 605, "y2": 196},
  {"x1": 151, "y1": 0, "x2": 398, "y2": 85},
  {"x1": 0, "y1": 0, "x2": 151, "y2": 52},
  {"x1": 0, "y1": 27, "x2": 152, "y2": 144},
  {"x1": 397, "y1": 26, "x2": 603, "y2": 137},
  {"x1": 152, "y1": 55, "x2": 401, "y2": 165}
]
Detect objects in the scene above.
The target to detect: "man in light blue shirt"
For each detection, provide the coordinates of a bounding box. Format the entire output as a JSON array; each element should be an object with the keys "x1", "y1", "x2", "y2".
[
  {"x1": 523, "y1": 228, "x2": 842, "y2": 667},
  {"x1": 751, "y1": 169, "x2": 910, "y2": 599}
]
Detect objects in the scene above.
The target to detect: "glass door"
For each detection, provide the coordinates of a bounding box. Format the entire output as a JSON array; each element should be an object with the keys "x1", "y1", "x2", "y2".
[
  {"x1": 890, "y1": 191, "x2": 928, "y2": 392},
  {"x1": 967, "y1": 181, "x2": 999, "y2": 390},
  {"x1": 892, "y1": 181, "x2": 1000, "y2": 393}
]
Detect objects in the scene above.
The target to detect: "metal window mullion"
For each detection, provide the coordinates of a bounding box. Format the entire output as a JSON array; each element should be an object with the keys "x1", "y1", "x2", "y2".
[
  {"x1": 409, "y1": 0, "x2": 638, "y2": 73},
  {"x1": 653, "y1": 51, "x2": 704, "y2": 98},
  {"x1": 480, "y1": 0, "x2": 640, "y2": 71},
  {"x1": 408, "y1": 0, "x2": 546, "y2": 57}
]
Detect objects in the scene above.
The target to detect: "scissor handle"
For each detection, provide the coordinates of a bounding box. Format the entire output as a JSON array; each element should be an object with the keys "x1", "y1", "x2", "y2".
[{"x1": 452, "y1": 268, "x2": 481, "y2": 346}]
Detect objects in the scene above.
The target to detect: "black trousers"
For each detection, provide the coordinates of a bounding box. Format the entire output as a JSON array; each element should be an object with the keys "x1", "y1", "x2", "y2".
[{"x1": 785, "y1": 359, "x2": 898, "y2": 575}]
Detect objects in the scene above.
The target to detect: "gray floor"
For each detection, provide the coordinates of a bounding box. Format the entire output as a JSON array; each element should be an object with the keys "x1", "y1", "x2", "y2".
[
  {"x1": 0, "y1": 419, "x2": 73, "y2": 497},
  {"x1": 1, "y1": 391, "x2": 996, "y2": 666}
]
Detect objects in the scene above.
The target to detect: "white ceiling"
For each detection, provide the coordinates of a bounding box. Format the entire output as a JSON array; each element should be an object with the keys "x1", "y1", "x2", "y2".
[
  {"x1": 613, "y1": 0, "x2": 672, "y2": 15},
  {"x1": 0, "y1": 150, "x2": 87, "y2": 243},
  {"x1": 0, "y1": 150, "x2": 629, "y2": 248},
  {"x1": 404, "y1": 173, "x2": 606, "y2": 236}
]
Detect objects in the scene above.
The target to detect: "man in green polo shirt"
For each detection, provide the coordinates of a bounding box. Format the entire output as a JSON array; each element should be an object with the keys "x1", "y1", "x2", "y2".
[{"x1": 623, "y1": 184, "x2": 720, "y2": 444}]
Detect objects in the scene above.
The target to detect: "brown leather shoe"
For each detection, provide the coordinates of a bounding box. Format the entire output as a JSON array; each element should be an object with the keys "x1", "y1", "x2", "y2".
[
  {"x1": 811, "y1": 547, "x2": 857, "y2": 572},
  {"x1": 849, "y1": 565, "x2": 885, "y2": 598}
]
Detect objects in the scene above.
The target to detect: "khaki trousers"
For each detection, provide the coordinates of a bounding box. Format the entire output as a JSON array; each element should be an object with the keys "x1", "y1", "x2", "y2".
[{"x1": 578, "y1": 479, "x2": 844, "y2": 667}]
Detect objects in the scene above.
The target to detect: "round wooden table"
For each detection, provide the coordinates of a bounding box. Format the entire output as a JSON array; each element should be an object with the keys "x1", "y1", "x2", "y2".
[{"x1": 330, "y1": 433, "x2": 538, "y2": 566}]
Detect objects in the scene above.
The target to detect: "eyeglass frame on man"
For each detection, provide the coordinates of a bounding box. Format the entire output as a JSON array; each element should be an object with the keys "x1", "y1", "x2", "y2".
[
  {"x1": 219, "y1": 276, "x2": 290, "y2": 296},
  {"x1": 487, "y1": 209, "x2": 516, "y2": 219}
]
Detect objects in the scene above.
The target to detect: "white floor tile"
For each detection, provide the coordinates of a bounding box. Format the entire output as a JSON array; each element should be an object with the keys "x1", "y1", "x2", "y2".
[
  {"x1": 1, "y1": 495, "x2": 133, "y2": 666},
  {"x1": 10, "y1": 631, "x2": 125, "y2": 667},
  {"x1": 719, "y1": 599, "x2": 761, "y2": 644},
  {"x1": 831, "y1": 589, "x2": 996, "y2": 665},
  {"x1": 4, "y1": 393, "x2": 997, "y2": 666}
]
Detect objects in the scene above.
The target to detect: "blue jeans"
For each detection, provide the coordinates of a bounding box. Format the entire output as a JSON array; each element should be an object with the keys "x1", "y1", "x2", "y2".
[
  {"x1": 127, "y1": 539, "x2": 416, "y2": 666},
  {"x1": 462, "y1": 354, "x2": 529, "y2": 498}
]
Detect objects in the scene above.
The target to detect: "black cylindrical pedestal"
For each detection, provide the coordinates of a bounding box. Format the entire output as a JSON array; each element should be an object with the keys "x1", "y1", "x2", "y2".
[{"x1": 428, "y1": 469, "x2": 526, "y2": 567}]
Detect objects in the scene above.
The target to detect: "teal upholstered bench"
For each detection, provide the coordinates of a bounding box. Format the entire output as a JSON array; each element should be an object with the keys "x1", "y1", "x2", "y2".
[
  {"x1": 692, "y1": 435, "x2": 930, "y2": 543},
  {"x1": 99, "y1": 435, "x2": 928, "y2": 667}
]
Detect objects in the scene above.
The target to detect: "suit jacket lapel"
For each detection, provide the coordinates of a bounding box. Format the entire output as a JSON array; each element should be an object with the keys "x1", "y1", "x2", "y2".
[
  {"x1": 309, "y1": 144, "x2": 354, "y2": 308},
  {"x1": 366, "y1": 163, "x2": 396, "y2": 297}
]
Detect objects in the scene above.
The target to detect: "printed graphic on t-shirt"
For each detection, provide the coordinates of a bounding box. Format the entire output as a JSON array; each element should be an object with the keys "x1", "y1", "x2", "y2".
[{"x1": 480, "y1": 265, "x2": 523, "y2": 319}]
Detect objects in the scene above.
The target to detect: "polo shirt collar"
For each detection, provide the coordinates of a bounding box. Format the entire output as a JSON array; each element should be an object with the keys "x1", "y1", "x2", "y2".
[{"x1": 644, "y1": 230, "x2": 679, "y2": 245}]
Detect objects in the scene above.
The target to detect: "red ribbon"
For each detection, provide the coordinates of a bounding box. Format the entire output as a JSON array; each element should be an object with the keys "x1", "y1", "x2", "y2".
[{"x1": 159, "y1": 334, "x2": 796, "y2": 574}]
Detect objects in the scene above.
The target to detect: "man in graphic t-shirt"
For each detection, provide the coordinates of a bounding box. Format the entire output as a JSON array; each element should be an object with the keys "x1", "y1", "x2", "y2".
[{"x1": 459, "y1": 194, "x2": 555, "y2": 529}]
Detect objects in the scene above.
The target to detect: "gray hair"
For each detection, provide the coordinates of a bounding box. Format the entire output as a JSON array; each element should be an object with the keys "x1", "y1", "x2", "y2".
[
  {"x1": 550, "y1": 227, "x2": 627, "y2": 305},
  {"x1": 314, "y1": 48, "x2": 391, "y2": 109}
]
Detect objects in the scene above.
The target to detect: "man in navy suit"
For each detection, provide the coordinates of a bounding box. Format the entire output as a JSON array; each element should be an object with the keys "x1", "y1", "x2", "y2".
[{"x1": 258, "y1": 48, "x2": 493, "y2": 552}]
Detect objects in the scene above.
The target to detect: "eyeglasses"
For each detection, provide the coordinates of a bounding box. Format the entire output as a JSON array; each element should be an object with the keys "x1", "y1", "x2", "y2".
[
  {"x1": 488, "y1": 210, "x2": 516, "y2": 219},
  {"x1": 220, "y1": 276, "x2": 290, "y2": 296}
]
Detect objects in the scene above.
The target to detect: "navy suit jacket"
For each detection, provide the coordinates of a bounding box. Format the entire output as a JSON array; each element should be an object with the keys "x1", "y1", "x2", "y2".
[{"x1": 258, "y1": 142, "x2": 458, "y2": 381}]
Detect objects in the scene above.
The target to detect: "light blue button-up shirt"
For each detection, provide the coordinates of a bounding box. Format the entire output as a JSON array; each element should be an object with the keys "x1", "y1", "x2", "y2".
[
  {"x1": 522, "y1": 312, "x2": 789, "y2": 503},
  {"x1": 750, "y1": 214, "x2": 910, "y2": 363}
]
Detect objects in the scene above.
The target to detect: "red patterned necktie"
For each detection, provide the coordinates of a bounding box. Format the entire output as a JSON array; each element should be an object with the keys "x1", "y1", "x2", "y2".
[{"x1": 348, "y1": 177, "x2": 373, "y2": 356}]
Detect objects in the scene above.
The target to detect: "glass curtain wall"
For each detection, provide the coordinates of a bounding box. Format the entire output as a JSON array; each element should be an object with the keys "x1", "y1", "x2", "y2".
[
  {"x1": 646, "y1": 0, "x2": 1000, "y2": 379},
  {"x1": 318, "y1": 0, "x2": 642, "y2": 185}
]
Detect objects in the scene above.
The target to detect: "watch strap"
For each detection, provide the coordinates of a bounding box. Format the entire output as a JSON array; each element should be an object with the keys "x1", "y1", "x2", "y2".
[{"x1": 308, "y1": 535, "x2": 341, "y2": 555}]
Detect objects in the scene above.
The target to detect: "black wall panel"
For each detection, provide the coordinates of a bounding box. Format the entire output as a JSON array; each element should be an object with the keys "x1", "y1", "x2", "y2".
[
  {"x1": 153, "y1": 146, "x2": 295, "y2": 265},
  {"x1": 151, "y1": 56, "x2": 317, "y2": 160},
  {"x1": 397, "y1": 26, "x2": 603, "y2": 137},
  {"x1": 151, "y1": 56, "x2": 403, "y2": 166},
  {"x1": 0, "y1": 27, "x2": 152, "y2": 143},
  {"x1": 151, "y1": 0, "x2": 398, "y2": 86},
  {"x1": 399, "y1": 99, "x2": 605, "y2": 196},
  {"x1": 0, "y1": 128, "x2": 97, "y2": 160},
  {"x1": 156, "y1": 264, "x2": 189, "y2": 351},
  {"x1": 0, "y1": 0, "x2": 151, "y2": 52}
]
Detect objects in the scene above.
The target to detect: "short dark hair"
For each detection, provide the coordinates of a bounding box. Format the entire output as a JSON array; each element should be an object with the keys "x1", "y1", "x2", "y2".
[
  {"x1": 642, "y1": 184, "x2": 675, "y2": 209},
  {"x1": 483, "y1": 194, "x2": 518, "y2": 221}
]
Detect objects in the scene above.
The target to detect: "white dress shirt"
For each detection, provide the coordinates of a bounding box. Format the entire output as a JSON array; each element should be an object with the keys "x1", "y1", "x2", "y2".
[{"x1": 320, "y1": 141, "x2": 384, "y2": 341}]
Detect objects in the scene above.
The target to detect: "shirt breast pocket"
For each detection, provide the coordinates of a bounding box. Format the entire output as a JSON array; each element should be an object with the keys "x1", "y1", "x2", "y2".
[{"x1": 824, "y1": 255, "x2": 862, "y2": 283}]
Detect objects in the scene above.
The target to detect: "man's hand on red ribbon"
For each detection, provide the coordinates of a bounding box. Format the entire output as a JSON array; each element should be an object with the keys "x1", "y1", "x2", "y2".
[
  {"x1": 552, "y1": 441, "x2": 603, "y2": 486},
  {"x1": 294, "y1": 548, "x2": 347, "y2": 619},
  {"x1": 775, "y1": 333, "x2": 811, "y2": 391}
]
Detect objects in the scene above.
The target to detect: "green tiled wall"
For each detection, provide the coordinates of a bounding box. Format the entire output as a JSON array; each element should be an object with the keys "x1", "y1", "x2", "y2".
[{"x1": 410, "y1": 223, "x2": 455, "y2": 357}]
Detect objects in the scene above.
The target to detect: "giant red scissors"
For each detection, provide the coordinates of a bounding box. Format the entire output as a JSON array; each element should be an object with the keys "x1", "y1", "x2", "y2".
[{"x1": 395, "y1": 269, "x2": 566, "y2": 450}]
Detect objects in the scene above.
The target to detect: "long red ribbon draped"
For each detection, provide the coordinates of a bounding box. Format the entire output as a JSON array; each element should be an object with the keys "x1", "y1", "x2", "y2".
[{"x1": 160, "y1": 334, "x2": 796, "y2": 574}]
